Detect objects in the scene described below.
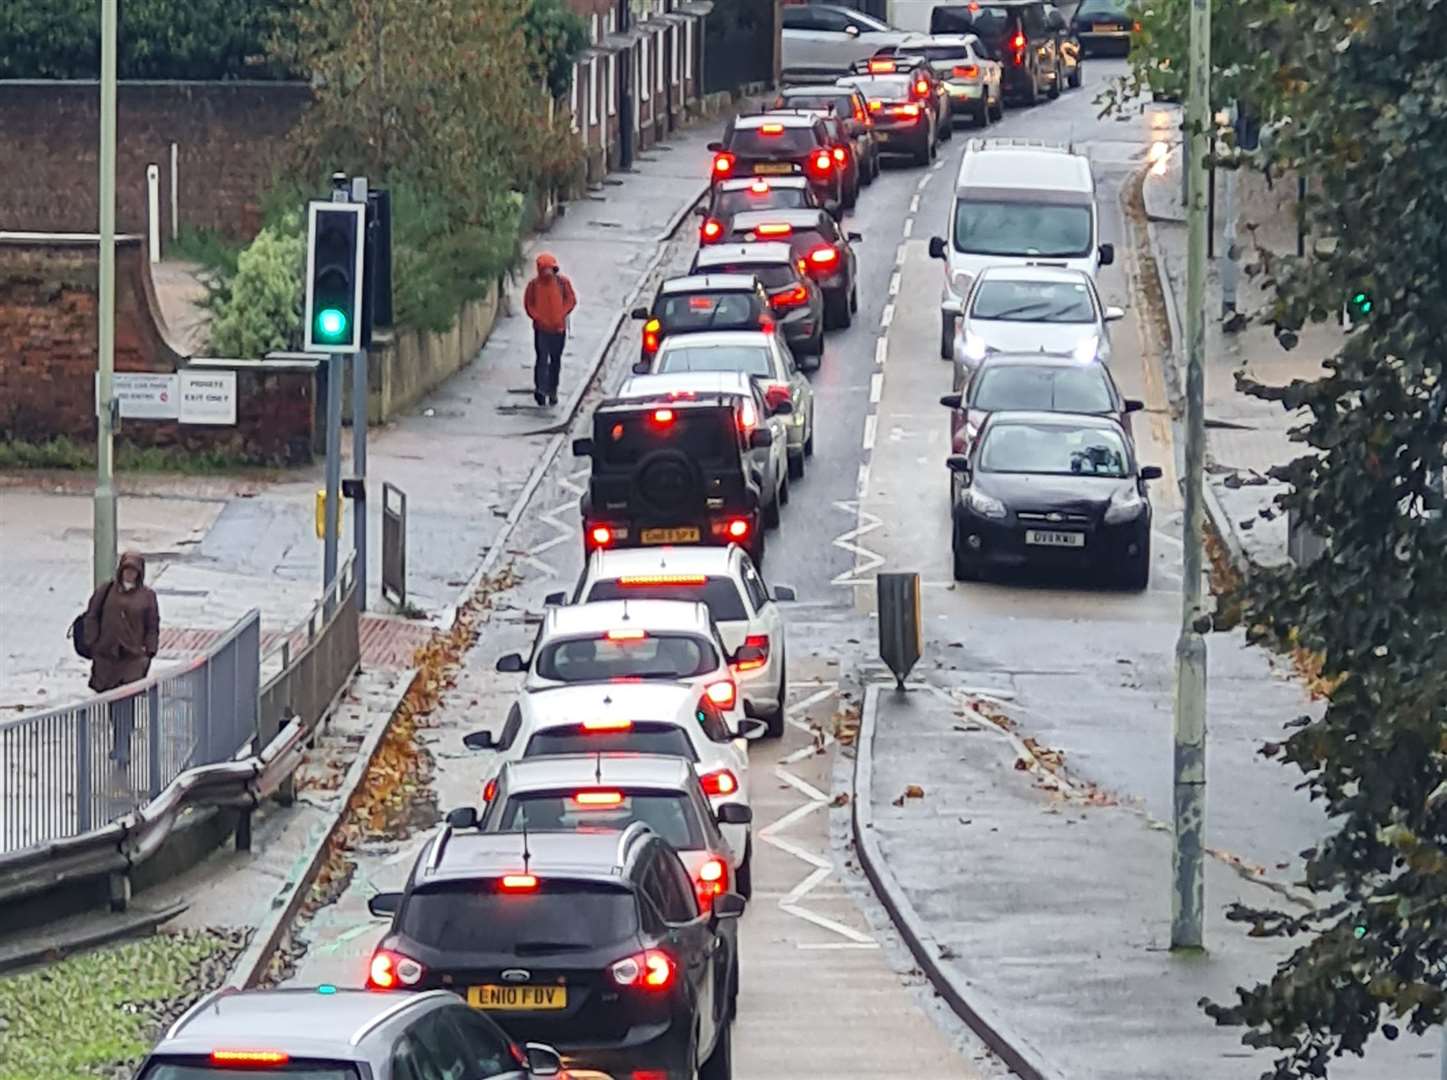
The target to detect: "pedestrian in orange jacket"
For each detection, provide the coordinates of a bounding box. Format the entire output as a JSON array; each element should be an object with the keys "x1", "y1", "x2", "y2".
[{"x1": 523, "y1": 252, "x2": 578, "y2": 407}]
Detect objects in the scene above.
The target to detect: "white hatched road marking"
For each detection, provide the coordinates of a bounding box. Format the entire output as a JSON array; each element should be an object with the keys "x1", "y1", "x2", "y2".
[{"x1": 830, "y1": 501, "x2": 886, "y2": 586}]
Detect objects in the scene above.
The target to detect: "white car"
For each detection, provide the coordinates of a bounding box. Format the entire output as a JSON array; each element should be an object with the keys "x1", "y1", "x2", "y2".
[
  {"x1": 781, "y1": 4, "x2": 918, "y2": 80},
  {"x1": 952, "y1": 265, "x2": 1125, "y2": 386},
  {"x1": 477, "y1": 753, "x2": 755, "y2": 901},
  {"x1": 895, "y1": 34, "x2": 1004, "y2": 127},
  {"x1": 460, "y1": 681, "x2": 761, "y2": 875},
  {"x1": 550, "y1": 544, "x2": 796, "y2": 737},
  {"x1": 496, "y1": 598, "x2": 749, "y2": 734}
]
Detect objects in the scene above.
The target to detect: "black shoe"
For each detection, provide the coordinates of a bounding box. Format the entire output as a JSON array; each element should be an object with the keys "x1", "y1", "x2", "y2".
[
  {"x1": 548, "y1": 392, "x2": 558, "y2": 406},
  {"x1": 534, "y1": 391, "x2": 545, "y2": 406}
]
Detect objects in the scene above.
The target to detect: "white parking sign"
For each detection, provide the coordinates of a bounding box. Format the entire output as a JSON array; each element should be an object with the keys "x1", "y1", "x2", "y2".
[{"x1": 179, "y1": 370, "x2": 238, "y2": 426}]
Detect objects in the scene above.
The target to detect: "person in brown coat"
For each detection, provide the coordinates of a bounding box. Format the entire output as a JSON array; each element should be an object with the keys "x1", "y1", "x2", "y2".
[
  {"x1": 522, "y1": 251, "x2": 578, "y2": 407},
  {"x1": 82, "y1": 551, "x2": 160, "y2": 767}
]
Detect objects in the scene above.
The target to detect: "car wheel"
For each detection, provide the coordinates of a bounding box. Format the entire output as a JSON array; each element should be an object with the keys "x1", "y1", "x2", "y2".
[
  {"x1": 991, "y1": 90, "x2": 1005, "y2": 120},
  {"x1": 737, "y1": 838, "x2": 755, "y2": 892},
  {"x1": 1121, "y1": 536, "x2": 1151, "y2": 591},
  {"x1": 1069, "y1": 59, "x2": 1083, "y2": 88},
  {"x1": 750, "y1": 536, "x2": 765, "y2": 570},
  {"x1": 976, "y1": 101, "x2": 990, "y2": 127},
  {"x1": 807, "y1": 335, "x2": 825, "y2": 369},
  {"x1": 940, "y1": 113, "x2": 954, "y2": 141},
  {"x1": 779, "y1": 470, "x2": 790, "y2": 506},
  {"x1": 764, "y1": 484, "x2": 782, "y2": 529},
  {"x1": 728, "y1": 954, "x2": 740, "y2": 1020},
  {"x1": 804, "y1": 415, "x2": 815, "y2": 457},
  {"x1": 844, "y1": 178, "x2": 858, "y2": 210},
  {"x1": 913, "y1": 137, "x2": 931, "y2": 166},
  {"x1": 773, "y1": 665, "x2": 787, "y2": 733},
  {"x1": 788, "y1": 451, "x2": 804, "y2": 480},
  {"x1": 1048, "y1": 63, "x2": 1062, "y2": 99},
  {"x1": 825, "y1": 289, "x2": 852, "y2": 329},
  {"x1": 850, "y1": 283, "x2": 859, "y2": 314},
  {"x1": 940, "y1": 314, "x2": 955, "y2": 360},
  {"x1": 952, "y1": 526, "x2": 981, "y2": 581},
  {"x1": 1024, "y1": 72, "x2": 1040, "y2": 106}
]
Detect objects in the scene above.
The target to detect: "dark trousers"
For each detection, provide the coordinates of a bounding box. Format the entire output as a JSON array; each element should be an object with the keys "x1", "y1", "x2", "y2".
[{"x1": 533, "y1": 328, "x2": 565, "y2": 398}]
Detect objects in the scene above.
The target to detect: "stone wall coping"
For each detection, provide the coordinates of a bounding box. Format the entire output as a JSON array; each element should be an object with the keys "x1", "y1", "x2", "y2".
[
  {"x1": 0, "y1": 79, "x2": 310, "y2": 90},
  {"x1": 0, "y1": 232, "x2": 146, "y2": 246},
  {"x1": 191, "y1": 355, "x2": 324, "y2": 373}
]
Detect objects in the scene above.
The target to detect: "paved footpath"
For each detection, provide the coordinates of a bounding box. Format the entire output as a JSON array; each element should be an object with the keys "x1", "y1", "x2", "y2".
[{"x1": 0, "y1": 120, "x2": 719, "y2": 714}]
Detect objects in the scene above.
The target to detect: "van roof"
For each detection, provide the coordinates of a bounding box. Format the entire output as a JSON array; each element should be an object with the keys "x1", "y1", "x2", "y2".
[{"x1": 955, "y1": 139, "x2": 1093, "y2": 195}]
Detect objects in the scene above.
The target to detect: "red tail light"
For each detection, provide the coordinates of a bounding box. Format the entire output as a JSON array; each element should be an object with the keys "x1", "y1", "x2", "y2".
[
  {"x1": 583, "y1": 716, "x2": 634, "y2": 731},
  {"x1": 574, "y1": 790, "x2": 625, "y2": 806},
  {"x1": 700, "y1": 218, "x2": 723, "y2": 242},
  {"x1": 868, "y1": 58, "x2": 896, "y2": 73},
  {"x1": 589, "y1": 525, "x2": 614, "y2": 548},
  {"x1": 700, "y1": 767, "x2": 740, "y2": 796},
  {"x1": 890, "y1": 103, "x2": 921, "y2": 119},
  {"x1": 643, "y1": 317, "x2": 662, "y2": 353},
  {"x1": 712, "y1": 152, "x2": 736, "y2": 177},
  {"x1": 807, "y1": 150, "x2": 833, "y2": 177},
  {"x1": 611, "y1": 948, "x2": 676, "y2": 990},
  {"x1": 706, "y1": 678, "x2": 738, "y2": 710},
  {"x1": 755, "y1": 222, "x2": 792, "y2": 237},
  {"x1": 695, "y1": 856, "x2": 728, "y2": 910},
  {"x1": 1133, "y1": 19, "x2": 1142, "y2": 31},
  {"x1": 606, "y1": 628, "x2": 648, "y2": 641},
  {"x1": 483, "y1": 778, "x2": 497, "y2": 802},
  {"x1": 1012, "y1": 32, "x2": 1026, "y2": 48},
  {"x1": 734, "y1": 632, "x2": 770, "y2": 672},
  {"x1": 211, "y1": 1051, "x2": 290, "y2": 1066},
  {"x1": 760, "y1": 122, "x2": 785, "y2": 135},
  {"x1": 807, "y1": 245, "x2": 840, "y2": 270},
  {"x1": 650, "y1": 407, "x2": 673, "y2": 426},
  {"x1": 913, "y1": 78, "x2": 930, "y2": 97},
  {"x1": 748, "y1": 179, "x2": 771, "y2": 194},
  {"x1": 618, "y1": 574, "x2": 708, "y2": 586},
  {"x1": 737, "y1": 396, "x2": 759, "y2": 434},
  {"x1": 832, "y1": 146, "x2": 847, "y2": 164},
  {"x1": 770, "y1": 283, "x2": 809, "y2": 310},
  {"x1": 499, "y1": 873, "x2": 539, "y2": 892},
  {"x1": 368, "y1": 949, "x2": 424, "y2": 990},
  {"x1": 760, "y1": 381, "x2": 791, "y2": 411},
  {"x1": 953, "y1": 64, "x2": 980, "y2": 78},
  {"x1": 725, "y1": 519, "x2": 749, "y2": 541}
]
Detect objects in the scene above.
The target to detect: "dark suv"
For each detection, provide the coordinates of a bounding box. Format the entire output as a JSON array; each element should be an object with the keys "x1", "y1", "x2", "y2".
[
  {"x1": 630, "y1": 275, "x2": 772, "y2": 362},
  {"x1": 691, "y1": 241, "x2": 825, "y2": 363},
  {"x1": 769, "y1": 84, "x2": 878, "y2": 183},
  {"x1": 574, "y1": 393, "x2": 773, "y2": 565},
  {"x1": 930, "y1": 1, "x2": 1065, "y2": 103},
  {"x1": 725, "y1": 207, "x2": 861, "y2": 330},
  {"x1": 709, "y1": 113, "x2": 844, "y2": 218},
  {"x1": 367, "y1": 826, "x2": 743, "y2": 1080}
]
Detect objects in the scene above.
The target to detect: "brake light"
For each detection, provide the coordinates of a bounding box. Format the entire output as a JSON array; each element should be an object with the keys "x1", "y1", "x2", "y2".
[
  {"x1": 756, "y1": 223, "x2": 792, "y2": 237},
  {"x1": 211, "y1": 1051, "x2": 290, "y2": 1066},
  {"x1": 770, "y1": 283, "x2": 809, "y2": 310},
  {"x1": 712, "y1": 152, "x2": 735, "y2": 176},
  {"x1": 618, "y1": 574, "x2": 708, "y2": 586},
  {"x1": 700, "y1": 767, "x2": 739, "y2": 796},
  {"x1": 700, "y1": 218, "x2": 723, "y2": 242},
  {"x1": 583, "y1": 716, "x2": 634, "y2": 731},
  {"x1": 695, "y1": 856, "x2": 728, "y2": 910},
  {"x1": 368, "y1": 949, "x2": 424, "y2": 990},
  {"x1": 734, "y1": 632, "x2": 770, "y2": 672},
  {"x1": 725, "y1": 518, "x2": 749, "y2": 541},
  {"x1": 808, "y1": 245, "x2": 840, "y2": 269},
  {"x1": 832, "y1": 146, "x2": 847, "y2": 164},
  {"x1": 651, "y1": 407, "x2": 674, "y2": 425},
  {"x1": 738, "y1": 396, "x2": 759, "y2": 434},
  {"x1": 606, "y1": 628, "x2": 647, "y2": 641},
  {"x1": 913, "y1": 78, "x2": 930, "y2": 97},
  {"x1": 749, "y1": 179, "x2": 771, "y2": 194},
  {"x1": 590, "y1": 525, "x2": 614, "y2": 548},
  {"x1": 574, "y1": 789, "x2": 625, "y2": 805},
  {"x1": 483, "y1": 778, "x2": 497, "y2": 802},
  {"x1": 760, "y1": 122, "x2": 785, "y2": 134},
  {"x1": 807, "y1": 150, "x2": 833, "y2": 177},
  {"x1": 868, "y1": 59, "x2": 896, "y2": 73},
  {"x1": 705, "y1": 679, "x2": 737, "y2": 710},
  {"x1": 853, "y1": 100, "x2": 867, "y2": 122},
  {"x1": 643, "y1": 317, "x2": 662, "y2": 353},
  {"x1": 611, "y1": 948, "x2": 676, "y2": 990},
  {"x1": 953, "y1": 64, "x2": 980, "y2": 78},
  {"x1": 688, "y1": 296, "x2": 716, "y2": 310},
  {"x1": 500, "y1": 873, "x2": 539, "y2": 892},
  {"x1": 868, "y1": 99, "x2": 884, "y2": 112},
  {"x1": 1012, "y1": 32, "x2": 1026, "y2": 48},
  {"x1": 760, "y1": 381, "x2": 791, "y2": 411},
  {"x1": 890, "y1": 103, "x2": 921, "y2": 118}
]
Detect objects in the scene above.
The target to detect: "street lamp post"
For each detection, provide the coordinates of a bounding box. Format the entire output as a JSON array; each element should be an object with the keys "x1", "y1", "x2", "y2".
[{"x1": 94, "y1": 0, "x2": 119, "y2": 588}]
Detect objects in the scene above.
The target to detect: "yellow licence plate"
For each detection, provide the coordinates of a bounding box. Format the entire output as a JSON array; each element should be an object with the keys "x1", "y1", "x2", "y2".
[
  {"x1": 754, "y1": 163, "x2": 793, "y2": 174},
  {"x1": 468, "y1": 984, "x2": 567, "y2": 1010},
  {"x1": 641, "y1": 526, "x2": 701, "y2": 544}
]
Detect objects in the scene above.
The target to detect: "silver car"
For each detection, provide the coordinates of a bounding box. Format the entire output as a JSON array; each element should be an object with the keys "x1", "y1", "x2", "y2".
[
  {"x1": 134, "y1": 986, "x2": 564, "y2": 1080},
  {"x1": 782, "y1": 4, "x2": 918, "y2": 81},
  {"x1": 646, "y1": 330, "x2": 817, "y2": 481},
  {"x1": 952, "y1": 264, "x2": 1125, "y2": 389},
  {"x1": 895, "y1": 34, "x2": 1004, "y2": 126}
]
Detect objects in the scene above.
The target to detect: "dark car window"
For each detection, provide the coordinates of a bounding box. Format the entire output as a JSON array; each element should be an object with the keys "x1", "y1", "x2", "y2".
[
  {"x1": 644, "y1": 850, "x2": 699, "y2": 923},
  {"x1": 971, "y1": 280, "x2": 1096, "y2": 322},
  {"x1": 391, "y1": 1034, "x2": 441, "y2": 1080},
  {"x1": 655, "y1": 344, "x2": 774, "y2": 378},
  {"x1": 979, "y1": 422, "x2": 1130, "y2": 477},
  {"x1": 1022, "y1": 4, "x2": 1048, "y2": 34},
  {"x1": 845, "y1": 75, "x2": 913, "y2": 101},
  {"x1": 501, "y1": 790, "x2": 706, "y2": 850},
  {"x1": 932, "y1": 4, "x2": 1016, "y2": 40},
  {"x1": 781, "y1": 5, "x2": 815, "y2": 29},
  {"x1": 971, "y1": 367, "x2": 1115, "y2": 414},
  {"x1": 898, "y1": 44, "x2": 971, "y2": 61},
  {"x1": 714, "y1": 186, "x2": 812, "y2": 217},
  {"x1": 777, "y1": 91, "x2": 856, "y2": 117},
  {"x1": 585, "y1": 576, "x2": 749, "y2": 621},
  {"x1": 534, "y1": 632, "x2": 719, "y2": 681},
  {"x1": 443, "y1": 1007, "x2": 516, "y2": 1076},
  {"x1": 526, "y1": 722, "x2": 700, "y2": 759},
  {"x1": 728, "y1": 126, "x2": 818, "y2": 156},
  {"x1": 1076, "y1": 0, "x2": 1128, "y2": 15},
  {"x1": 141, "y1": 1068, "x2": 359, "y2": 1080},
  {"x1": 694, "y1": 699, "x2": 734, "y2": 743},
  {"x1": 954, "y1": 200, "x2": 1093, "y2": 258},
  {"x1": 658, "y1": 292, "x2": 761, "y2": 330},
  {"x1": 406, "y1": 1009, "x2": 478, "y2": 1080},
  {"x1": 598, "y1": 409, "x2": 737, "y2": 467},
  {"x1": 703, "y1": 262, "x2": 797, "y2": 290},
  {"x1": 399, "y1": 880, "x2": 639, "y2": 951},
  {"x1": 739, "y1": 558, "x2": 769, "y2": 611}
]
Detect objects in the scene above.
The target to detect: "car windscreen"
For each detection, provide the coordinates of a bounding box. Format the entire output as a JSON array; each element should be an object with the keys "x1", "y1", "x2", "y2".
[
  {"x1": 704, "y1": 262, "x2": 797, "y2": 290},
  {"x1": 954, "y1": 200, "x2": 1094, "y2": 258},
  {"x1": 524, "y1": 722, "x2": 699, "y2": 761},
  {"x1": 598, "y1": 409, "x2": 736, "y2": 467},
  {"x1": 898, "y1": 44, "x2": 971, "y2": 61},
  {"x1": 584, "y1": 576, "x2": 749, "y2": 621},
  {"x1": 141, "y1": 1066, "x2": 359, "y2": 1080},
  {"x1": 655, "y1": 344, "x2": 774, "y2": 378},
  {"x1": 778, "y1": 92, "x2": 855, "y2": 116},
  {"x1": 971, "y1": 280, "x2": 1096, "y2": 322},
  {"x1": 978, "y1": 422, "x2": 1130, "y2": 477},
  {"x1": 1075, "y1": 0, "x2": 1129, "y2": 17},
  {"x1": 534, "y1": 632, "x2": 720, "y2": 681},
  {"x1": 398, "y1": 880, "x2": 638, "y2": 952},
  {"x1": 658, "y1": 293, "x2": 761, "y2": 330},
  {"x1": 715, "y1": 187, "x2": 812, "y2": 217},
  {"x1": 971, "y1": 367, "x2": 1114, "y2": 414},
  {"x1": 729, "y1": 126, "x2": 817, "y2": 156},
  {"x1": 932, "y1": 5, "x2": 1015, "y2": 39},
  {"x1": 500, "y1": 790, "x2": 705, "y2": 850},
  {"x1": 847, "y1": 76, "x2": 912, "y2": 102}
]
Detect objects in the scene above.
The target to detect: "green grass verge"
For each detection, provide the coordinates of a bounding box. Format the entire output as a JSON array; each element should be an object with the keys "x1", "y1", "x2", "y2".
[
  {"x1": 0, "y1": 437, "x2": 267, "y2": 474},
  {"x1": 0, "y1": 930, "x2": 243, "y2": 1080}
]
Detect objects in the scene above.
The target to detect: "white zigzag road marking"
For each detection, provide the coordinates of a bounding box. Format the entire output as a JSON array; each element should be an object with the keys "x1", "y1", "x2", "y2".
[{"x1": 830, "y1": 500, "x2": 886, "y2": 586}]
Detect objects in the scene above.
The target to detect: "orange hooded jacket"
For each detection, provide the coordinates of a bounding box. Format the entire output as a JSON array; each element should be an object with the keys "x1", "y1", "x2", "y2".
[{"x1": 523, "y1": 252, "x2": 578, "y2": 334}]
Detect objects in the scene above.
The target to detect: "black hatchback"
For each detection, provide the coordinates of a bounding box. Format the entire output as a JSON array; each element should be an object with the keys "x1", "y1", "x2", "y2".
[
  {"x1": 367, "y1": 826, "x2": 744, "y2": 1080},
  {"x1": 630, "y1": 274, "x2": 773, "y2": 363}
]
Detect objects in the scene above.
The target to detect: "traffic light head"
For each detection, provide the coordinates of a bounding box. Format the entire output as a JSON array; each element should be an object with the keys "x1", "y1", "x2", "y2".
[
  {"x1": 1350, "y1": 290, "x2": 1373, "y2": 317},
  {"x1": 305, "y1": 202, "x2": 366, "y2": 353}
]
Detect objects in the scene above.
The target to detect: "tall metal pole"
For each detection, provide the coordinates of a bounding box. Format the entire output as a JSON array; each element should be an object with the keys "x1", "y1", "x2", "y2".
[
  {"x1": 1220, "y1": 105, "x2": 1240, "y2": 322},
  {"x1": 323, "y1": 354, "x2": 342, "y2": 611},
  {"x1": 93, "y1": 0, "x2": 119, "y2": 589},
  {"x1": 1172, "y1": 0, "x2": 1211, "y2": 952},
  {"x1": 352, "y1": 348, "x2": 368, "y2": 612}
]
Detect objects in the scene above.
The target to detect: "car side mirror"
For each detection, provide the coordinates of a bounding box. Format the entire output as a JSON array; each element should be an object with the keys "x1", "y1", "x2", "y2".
[
  {"x1": 712, "y1": 892, "x2": 747, "y2": 920},
  {"x1": 940, "y1": 393, "x2": 962, "y2": 409},
  {"x1": 630, "y1": 306, "x2": 649, "y2": 320},
  {"x1": 928, "y1": 236, "x2": 947, "y2": 260},
  {"x1": 717, "y1": 803, "x2": 753, "y2": 825},
  {"x1": 462, "y1": 730, "x2": 497, "y2": 751},
  {"x1": 1104, "y1": 305, "x2": 1125, "y2": 322},
  {"x1": 368, "y1": 892, "x2": 402, "y2": 917},
  {"x1": 446, "y1": 806, "x2": 478, "y2": 829},
  {"x1": 572, "y1": 437, "x2": 594, "y2": 457},
  {"x1": 632, "y1": 360, "x2": 651, "y2": 375},
  {"x1": 739, "y1": 717, "x2": 770, "y2": 740},
  {"x1": 946, "y1": 454, "x2": 971, "y2": 475},
  {"x1": 693, "y1": 204, "x2": 707, "y2": 217},
  {"x1": 707, "y1": 141, "x2": 724, "y2": 152},
  {"x1": 1098, "y1": 243, "x2": 1115, "y2": 266},
  {"x1": 844, "y1": 24, "x2": 860, "y2": 36},
  {"x1": 750, "y1": 428, "x2": 774, "y2": 449},
  {"x1": 525, "y1": 1043, "x2": 564, "y2": 1077},
  {"x1": 847, "y1": 231, "x2": 863, "y2": 242},
  {"x1": 772, "y1": 584, "x2": 797, "y2": 601},
  {"x1": 495, "y1": 653, "x2": 527, "y2": 673},
  {"x1": 1140, "y1": 465, "x2": 1164, "y2": 481},
  {"x1": 543, "y1": 590, "x2": 566, "y2": 606},
  {"x1": 1124, "y1": 398, "x2": 1144, "y2": 413},
  {"x1": 770, "y1": 398, "x2": 794, "y2": 416}
]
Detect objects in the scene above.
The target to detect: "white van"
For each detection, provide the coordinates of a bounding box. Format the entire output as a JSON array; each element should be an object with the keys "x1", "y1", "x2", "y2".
[{"x1": 928, "y1": 138, "x2": 1115, "y2": 358}]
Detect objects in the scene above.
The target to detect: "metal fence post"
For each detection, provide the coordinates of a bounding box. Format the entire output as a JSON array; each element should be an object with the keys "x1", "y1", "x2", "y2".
[
  {"x1": 76, "y1": 708, "x2": 93, "y2": 833},
  {"x1": 147, "y1": 683, "x2": 163, "y2": 799}
]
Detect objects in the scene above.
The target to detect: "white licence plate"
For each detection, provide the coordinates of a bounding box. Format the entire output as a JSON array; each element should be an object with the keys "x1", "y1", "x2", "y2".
[{"x1": 1025, "y1": 529, "x2": 1085, "y2": 548}]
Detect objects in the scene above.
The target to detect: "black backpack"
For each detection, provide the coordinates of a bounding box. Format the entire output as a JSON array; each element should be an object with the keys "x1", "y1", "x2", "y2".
[{"x1": 69, "y1": 583, "x2": 111, "y2": 660}]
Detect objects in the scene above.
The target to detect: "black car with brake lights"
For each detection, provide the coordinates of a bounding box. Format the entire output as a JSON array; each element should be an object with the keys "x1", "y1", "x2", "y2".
[
  {"x1": 768, "y1": 84, "x2": 878, "y2": 183},
  {"x1": 709, "y1": 112, "x2": 843, "y2": 218},
  {"x1": 845, "y1": 54, "x2": 950, "y2": 148},
  {"x1": 575, "y1": 392, "x2": 772, "y2": 566},
  {"x1": 630, "y1": 275, "x2": 774, "y2": 363},
  {"x1": 947, "y1": 410, "x2": 1161, "y2": 589},
  {"x1": 929, "y1": 0, "x2": 1064, "y2": 103},
  {"x1": 725, "y1": 208, "x2": 860, "y2": 330},
  {"x1": 766, "y1": 108, "x2": 862, "y2": 209},
  {"x1": 691, "y1": 241, "x2": 825, "y2": 364},
  {"x1": 366, "y1": 826, "x2": 743, "y2": 1080},
  {"x1": 1071, "y1": 0, "x2": 1134, "y2": 56},
  {"x1": 838, "y1": 68, "x2": 936, "y2": 165},
  {"x1": 697, "y1": 176, "x2": 819, "y2": 245}
]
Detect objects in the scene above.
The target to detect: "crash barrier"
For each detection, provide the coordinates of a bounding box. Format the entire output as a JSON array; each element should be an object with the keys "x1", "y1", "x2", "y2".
[{"x1": 0, "y1": 557, "x2": 361, "y2": 911}]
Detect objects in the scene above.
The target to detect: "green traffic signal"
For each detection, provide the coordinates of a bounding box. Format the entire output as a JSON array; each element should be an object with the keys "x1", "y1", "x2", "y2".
[
  {"x1": 316, "y1": 307, "x2": 348, "y2": 341},
  {"x1": 1350, "y1": 291, "x2": 1373, "y2": 316}
]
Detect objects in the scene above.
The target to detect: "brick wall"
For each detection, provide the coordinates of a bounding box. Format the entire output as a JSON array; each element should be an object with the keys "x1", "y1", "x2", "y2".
[
  {"x1": 0, "y1": 235, "x2": 315, "y2": 464},
  {"x1": 0, "y1": 81, "x2": 311, "y2": 240}
]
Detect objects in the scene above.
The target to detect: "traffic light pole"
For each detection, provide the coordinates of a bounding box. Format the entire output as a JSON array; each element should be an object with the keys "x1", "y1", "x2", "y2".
[
  {"x1": 323, "y1": 353, "x2": 342, "y2": 612},
  {"x1": 352, "y1": 347, "x2": 368, "y2": 612}
]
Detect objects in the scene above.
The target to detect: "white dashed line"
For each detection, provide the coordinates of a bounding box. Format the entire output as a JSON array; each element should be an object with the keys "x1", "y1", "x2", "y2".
[
  {"x1": 880, "y1": 302, "x2": 894, "y2": 328},
  {"x1": 932, "y1": 159, "x2": 946, "y2": 172},
  {"x1": 915, "y1": 172, "x2": 931, "y2": 192},
  {"x1": 869, "y1": 372, "x2": 883, "y2": 405},
  {"x1": 874, "y1": 336, "x2": 888, "y2": 367},
  {"x1": 856, "y1": 464, "x2": 870, "y2": 499},
  {"x1": 894, "y1": 245, "x2": 907, "y2": 267},
  {"x1": 862, "y1": 413, "x2": 877, "y2": 452},
  {"x1": 908, "y1": 194, "x2": 921, "y2": 214},
  {"x1": 902, "y1": 218, "x2": 913, "y2": 238},
  {"x1": 888, "y1": 270, "x2": 901, "y2": 297}
]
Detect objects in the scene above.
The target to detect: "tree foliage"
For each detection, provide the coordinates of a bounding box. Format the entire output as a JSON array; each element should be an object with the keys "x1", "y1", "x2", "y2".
[
  {"x1": 0, "y1": 0, "x2": 294, "y2": 79},
  {"x1": 1117, "y1": 2, "x2": 1447, "y2": 1075},
  {"x1": 520, "y1": 0, "x2": 591, "y2": 101},
  {"x1": 206, "y1": 214, "x2": 304, "y2": 357}
]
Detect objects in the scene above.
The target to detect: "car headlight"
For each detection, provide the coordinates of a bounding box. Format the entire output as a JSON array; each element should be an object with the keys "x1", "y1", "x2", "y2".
[
  {"x1": 1073, "y1": 335, "x2": 1101, "y2": 363},
  {"x1": 961, "y1": 331, "x2": 989, "y2": 364},
  {"x1": 965, "y1": 487, "x2": 1007, "y2": 519},
  {"x1": 1103, "y1": 487, "x2": 1146, "y2": 524}
]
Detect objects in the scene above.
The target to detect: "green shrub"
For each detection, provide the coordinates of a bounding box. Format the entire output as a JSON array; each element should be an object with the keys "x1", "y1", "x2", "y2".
[{"x1": 205, "y1": 213, "x2": 305, "y2": 358}]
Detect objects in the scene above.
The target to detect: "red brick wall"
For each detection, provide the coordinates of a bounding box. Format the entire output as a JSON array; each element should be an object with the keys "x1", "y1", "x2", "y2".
[
  {"x1": 0, "y1": 236, "x2": 316, "y2": 464},
  {"x1": 0, "y1": 81, "x2": 311, "y2": 241}
]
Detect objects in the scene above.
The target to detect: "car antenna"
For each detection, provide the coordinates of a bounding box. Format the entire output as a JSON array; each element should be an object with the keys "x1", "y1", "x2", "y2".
[
  {"x1": 622, "y1": 598, "x2": 630, "y2": 621},
  {"x1": 595, "y1": 752, "x2": 604, "y2": 785},
  {"x1": 521, "y1": 817, "x2": 532, "y2": 874}
]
